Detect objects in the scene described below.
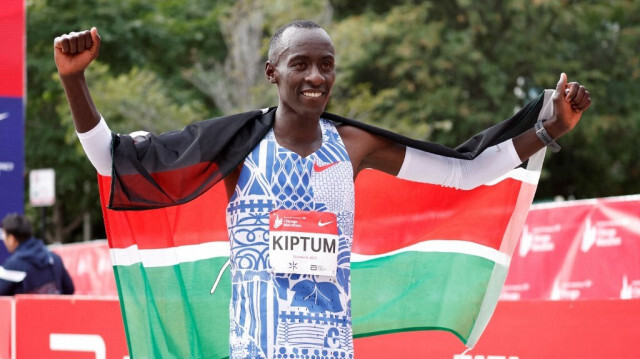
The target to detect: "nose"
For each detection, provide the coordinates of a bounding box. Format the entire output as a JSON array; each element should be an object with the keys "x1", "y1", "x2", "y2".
[{"x1": 306, "y1": 65, "x2": 325, "y2": 87}]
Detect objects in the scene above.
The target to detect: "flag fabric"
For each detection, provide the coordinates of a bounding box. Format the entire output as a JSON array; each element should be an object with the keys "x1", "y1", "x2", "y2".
[{"x1": 100, "y1": 90, "x2": 554, "y2": 358}]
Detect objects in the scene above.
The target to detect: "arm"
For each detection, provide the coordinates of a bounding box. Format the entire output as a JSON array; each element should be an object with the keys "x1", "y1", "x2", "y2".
[
  {"x1": 345, "y1": 73, "x2": 591, "y2": 187},
  {"x1": 0, "y1": 264, "x2": 25, "y2": 296},
  {"x1": 55, "y1": 28, "x2": 113, "y2": 175},
  {"x1": 54, "y1": 27, "x2": 102, "y2": 133}
]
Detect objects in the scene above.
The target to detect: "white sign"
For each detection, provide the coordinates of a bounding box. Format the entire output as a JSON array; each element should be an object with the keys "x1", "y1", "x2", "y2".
[
  {"x1": 30, "y1": 168, "x2": 56, "y2": 207},
  {"x1": 269, "y1": 209, "x2": 339, "y2": 277}
]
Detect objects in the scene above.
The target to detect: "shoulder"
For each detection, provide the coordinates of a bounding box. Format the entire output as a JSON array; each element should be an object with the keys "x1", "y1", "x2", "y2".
[{"x1": 336, "y1": 124, "x2": 388, "y2": 148}]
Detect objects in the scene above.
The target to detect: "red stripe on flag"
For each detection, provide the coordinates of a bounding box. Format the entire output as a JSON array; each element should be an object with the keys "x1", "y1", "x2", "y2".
[
  {"x1": 99, "y1": 175, "x2": 229, "y2": 249},
  {"x1": 353, "y1": 170, "x2": 530, "y2": 255},
  {"x1": 111, "y1": 161, "x2": 222, "y2": 208},
  {"x1": 100, "y1": 167, "x2": 534, "y2": 254}
]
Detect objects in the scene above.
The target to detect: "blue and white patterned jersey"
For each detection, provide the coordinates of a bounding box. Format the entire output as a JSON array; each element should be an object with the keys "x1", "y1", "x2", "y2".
[{"x1": 226, "y1": 119, "x2": 355, "y2": 359}]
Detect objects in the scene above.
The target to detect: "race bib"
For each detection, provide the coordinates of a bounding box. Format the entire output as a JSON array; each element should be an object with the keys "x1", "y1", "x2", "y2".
[{"x1": 269, "y1": 209, "x2": 339, "y2": 277}]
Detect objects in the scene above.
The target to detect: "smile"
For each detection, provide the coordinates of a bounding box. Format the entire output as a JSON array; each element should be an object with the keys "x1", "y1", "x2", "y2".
[{"x1": 302, "y1": 91, "x2": 323, "y2": 98}]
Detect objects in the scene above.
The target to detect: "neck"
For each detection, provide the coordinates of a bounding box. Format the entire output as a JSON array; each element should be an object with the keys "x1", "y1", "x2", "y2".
[{"x1": 273, "y1": 107, "x2": 323, "y2": 157}]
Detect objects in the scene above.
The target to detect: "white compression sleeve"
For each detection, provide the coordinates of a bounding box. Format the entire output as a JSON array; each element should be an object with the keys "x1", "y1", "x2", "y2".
[
  {"x1": 396, "y1": 139, "x2": 522, "y2": 190},
  {"x1": 76, "y1": 117, "x2": 113, "y2": 176}
]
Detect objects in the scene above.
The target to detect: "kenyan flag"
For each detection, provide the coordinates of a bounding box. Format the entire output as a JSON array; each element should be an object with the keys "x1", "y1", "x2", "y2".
[{"x1": 99, "y1": 91, "x2": 553, "y2": 357}]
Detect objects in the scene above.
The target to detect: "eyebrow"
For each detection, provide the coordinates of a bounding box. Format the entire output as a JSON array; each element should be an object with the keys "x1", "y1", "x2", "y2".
[{"x1": 287, "y1": 54, "x2": 335, "y2": 63}]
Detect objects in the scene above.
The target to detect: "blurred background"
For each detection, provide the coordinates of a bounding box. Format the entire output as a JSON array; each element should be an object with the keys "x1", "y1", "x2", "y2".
[{"x1": 2, "y1": 0, "x2": 640, "y2": 244}]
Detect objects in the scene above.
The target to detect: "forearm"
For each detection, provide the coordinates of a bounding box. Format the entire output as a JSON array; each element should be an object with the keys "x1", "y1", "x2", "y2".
[
  {"x1": 59, "y1": 72, "x2": 101, "y2": 133},
  {"x1": 512, "y1": 116, "x2": 569, "y2": 161},
  {"x1": 397, "y1": 139, "x2": 522, "y2": 190}
]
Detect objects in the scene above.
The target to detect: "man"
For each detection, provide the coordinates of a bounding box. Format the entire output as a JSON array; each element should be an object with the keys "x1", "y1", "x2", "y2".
[
  {"x1": 0, "y1": 213, "x2": 74, "y2": 295},
  {"x1": 55, "y1": 21, "x2": 589, "y2": 358}
]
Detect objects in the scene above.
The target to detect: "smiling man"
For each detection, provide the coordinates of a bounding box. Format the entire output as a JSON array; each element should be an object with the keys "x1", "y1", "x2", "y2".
[{"x1": 55, "y1": 20, "x2": 589, "y2": 358}]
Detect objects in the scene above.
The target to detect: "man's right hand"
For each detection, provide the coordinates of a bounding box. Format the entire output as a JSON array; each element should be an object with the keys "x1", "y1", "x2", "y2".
[{"x1": 54, "y1": 27, "x2": 101, "y2": 76}]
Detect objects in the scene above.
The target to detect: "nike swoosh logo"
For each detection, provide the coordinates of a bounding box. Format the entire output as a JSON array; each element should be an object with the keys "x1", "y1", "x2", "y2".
[
  {"x1": 0, "y1": 112, "x2": 8, "y2": 121},
  {"x1": 318, "y1": 221, "x2": 333, "y2": 227},
  {"x1": 314, "y1": 161, "x2": 339, "y2": 172}
]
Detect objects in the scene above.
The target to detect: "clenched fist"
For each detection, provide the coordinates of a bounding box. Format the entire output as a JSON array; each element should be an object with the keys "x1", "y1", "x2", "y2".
[{"x1": 54, "y1": 27, "x2": 101, "y2": 76}]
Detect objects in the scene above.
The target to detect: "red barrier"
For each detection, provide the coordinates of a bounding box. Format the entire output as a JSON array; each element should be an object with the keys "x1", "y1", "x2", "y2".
[
  {"x1": 503, "y1": 195, "x2": 640, "y2": 300},
  {"x1": 14, "y1": 295, "x2": 128, "y2": 359},
  {"x1": 0, "y1": 296, "x2": 638, "y2": 358},
  {"x1": 0, "y1": 297, "x2": 12, "y2": 359},
  {"x1": 355, "y1": 299, "x2": 640, "y2": 358},
  {"x1": 50, "y1": 240, "x2": 117, "y2": 296}
]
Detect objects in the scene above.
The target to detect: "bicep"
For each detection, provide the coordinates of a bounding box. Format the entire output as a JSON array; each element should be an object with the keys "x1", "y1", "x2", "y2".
[
  {"x1": 359, "y1": 139, "x2": 406, "y2": 176},
  {"x1": 339, "y1": 125, "x2": 407, "y2": 178},
  {"x1": 77, "y1": 116, "x2": 113, "y2": 176}
]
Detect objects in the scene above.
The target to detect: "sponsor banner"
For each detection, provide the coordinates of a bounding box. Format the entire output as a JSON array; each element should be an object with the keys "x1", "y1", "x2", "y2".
[
  {"x1": 14, "y1": 295, "x2": 129, "y2": 359},
  {"x1": 50, "y1": 240, "x2": 118, "y2": 296},
  {"x1": 0, "y1": 0, "x2": 24, "y2": 97},
  {"x1": 503, "y1": 195, "x2": 640, "y2": 300},
  {"x1": 354, "y1": 299, "x2": 640, "y2": 358},
  {"x1": 0, "y1": 97, "x2": 24, "y2": 221},
  {"x1": 0, "y1": 297, "x2": 12, "y2": 359},
  {"x1": 3, "y1": 297, "x2": 637, "y2": 358}
]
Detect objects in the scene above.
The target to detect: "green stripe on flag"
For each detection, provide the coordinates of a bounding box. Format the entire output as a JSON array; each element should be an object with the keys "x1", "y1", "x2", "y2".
[
  {"x1": 114, "y1": 257, "x2": 231, "y2": 359},
  {"x1": 351, "y1": 251, "x2": 502, "y2": 343}
]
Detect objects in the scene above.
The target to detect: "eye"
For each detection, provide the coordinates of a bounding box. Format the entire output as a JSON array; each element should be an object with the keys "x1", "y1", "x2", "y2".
[
  {"x1": 291, "y1": 61, "x2": 307, "y2": 70},
  {"x1": 321, "y1": 61, "x2": 334, "y2": 71}
]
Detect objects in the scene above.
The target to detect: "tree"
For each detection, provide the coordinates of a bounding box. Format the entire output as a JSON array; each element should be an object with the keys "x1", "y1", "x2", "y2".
[
  {"x1": 184, "y1": 0, "x2": 334, "y2": 114},
  {"x1": 327, "y1": 0, "x2": 640, "y2": 200},
  {"x1": 26, "y1": 0, "x2": 231, "y2": 242}
]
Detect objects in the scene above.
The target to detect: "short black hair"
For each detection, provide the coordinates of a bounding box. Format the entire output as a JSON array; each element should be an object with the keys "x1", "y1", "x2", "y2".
[
  {"x1": 268, "y1": 20, "x2": 325, "y2": 63},
  {"x1": 1, "y1": 213, "x2": 33, "y2": 242}
]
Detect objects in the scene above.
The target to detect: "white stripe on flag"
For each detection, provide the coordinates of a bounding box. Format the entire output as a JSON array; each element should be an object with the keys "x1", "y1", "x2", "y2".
[
  {"x1": 485, "y1": 167, "x2": 540, "y2": 186},
  {"x1": 110, "y1": 241, "x2": 230, "y2": 268},
  {"x1": 110, "y1": 240, "x2": 509, "y2": 268},
  {"x1": 352, "y1": 240, "x2": 511, "y2": 267}
]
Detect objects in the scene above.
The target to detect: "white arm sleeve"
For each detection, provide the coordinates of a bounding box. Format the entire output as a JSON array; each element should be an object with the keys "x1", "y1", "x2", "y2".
[
  {"x1": 76, "y1": 117, "x2": 113, "y2": 176},
  {"x1": 396, "y1": 139, "x2": 523, "y2": 190}
]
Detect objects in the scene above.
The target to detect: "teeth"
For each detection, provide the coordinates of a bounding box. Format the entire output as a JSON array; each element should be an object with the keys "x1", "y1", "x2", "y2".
[{"x1": 303, "y1": 92, "x2": 322, "y2": 98}]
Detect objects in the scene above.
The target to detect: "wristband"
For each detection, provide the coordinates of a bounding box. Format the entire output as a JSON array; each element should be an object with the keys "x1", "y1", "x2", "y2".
[{"x1": 535, "y1": 120, "x2": 561, "y2": 153}]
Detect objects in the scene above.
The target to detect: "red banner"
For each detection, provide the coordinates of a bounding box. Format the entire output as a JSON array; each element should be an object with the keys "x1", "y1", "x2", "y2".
[
  {"x1": 0, "y1": 1, "x2": 25, "y2": 222},
  {"x1": 14, "y1": 295, "x2": 128, "y2": 359},
  {"x1": 503, "y1": 195, "x2": 640, "y2": 300},
  {"x1": 0, "y1": 0, "x2": 24, "y2": 97},
  {"x1": 354, "y1": 299, "x2": 640, "y2": 358},
  {"x1": 0, "y1": 297, "x2": 12, "y2": 359},
  {"x1": 2, "y1": 296, "x2": 638, "y2": 358},
  {"x1": 51, "y1": 241, "x2": 117, "y2": 296}
]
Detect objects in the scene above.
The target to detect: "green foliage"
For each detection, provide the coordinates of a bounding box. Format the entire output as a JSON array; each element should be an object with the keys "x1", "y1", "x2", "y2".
[
  {"x1": 26, "y1": 0, "x2": 231, "y2": 242},
  {"x1": 25, "y1": 0, "x2": 640, "y2": 242},
  {"x1": 58, "y1": 63, "x2": 208, "y2": 135},
  {"x1": 327, "y1": 0, "x2": 640, "y2": 200}
]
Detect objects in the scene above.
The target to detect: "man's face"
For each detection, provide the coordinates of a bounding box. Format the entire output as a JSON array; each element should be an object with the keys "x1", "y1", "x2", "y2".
[
  {"x1": 0, "y1": 229, "x2": 15, "y2": 253},
  {"x1": 267, "y1": 27, "x2": 336, "y2": 119}
]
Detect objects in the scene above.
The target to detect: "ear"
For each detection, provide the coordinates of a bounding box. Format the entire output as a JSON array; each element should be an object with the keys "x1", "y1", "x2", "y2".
[{"x1": 265, "y1": 61, "x2": 277, "y2": 84}]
